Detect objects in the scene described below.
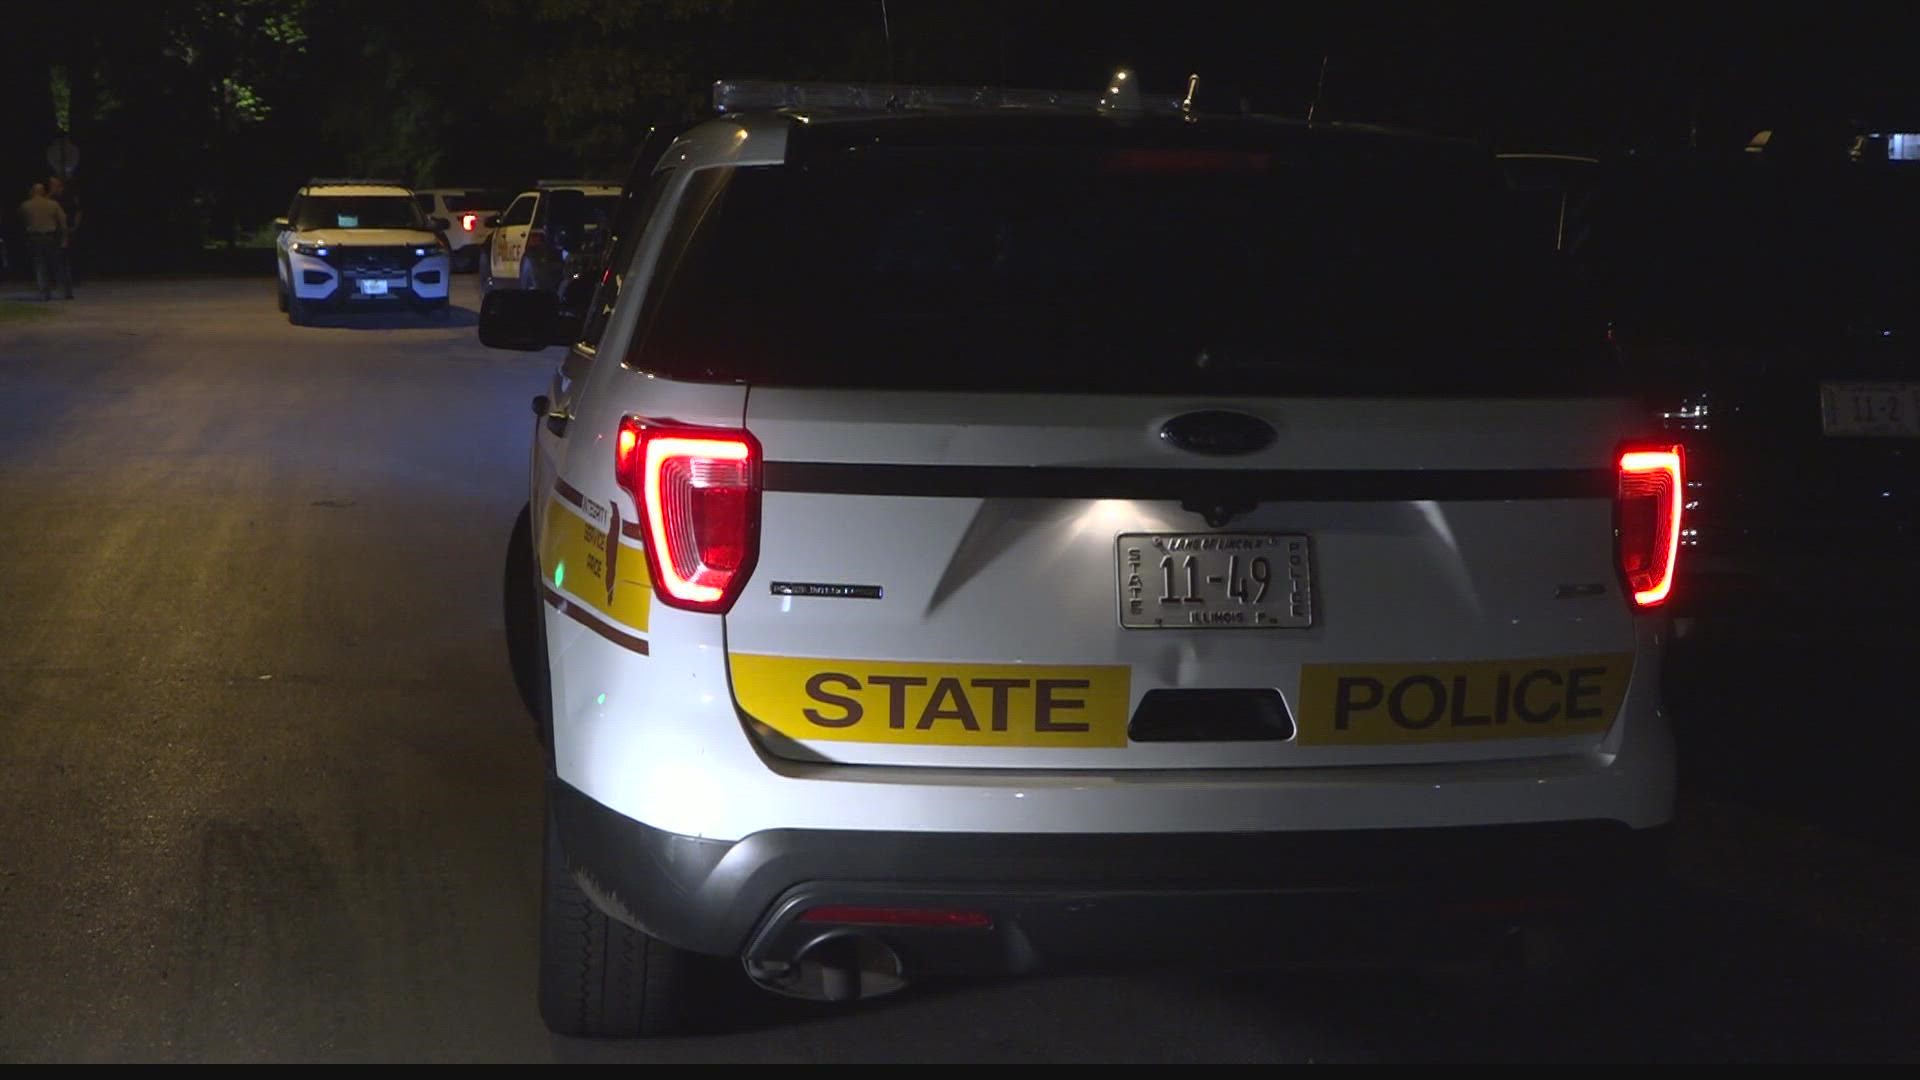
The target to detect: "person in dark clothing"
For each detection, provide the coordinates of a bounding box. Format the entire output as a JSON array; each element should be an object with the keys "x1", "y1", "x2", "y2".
[
  {"x1": 47, "y1": 176, "x2": 81, "y2": 288},
  {"x1": 18, "y1": 182, "x2": 71, "y2": 300}
]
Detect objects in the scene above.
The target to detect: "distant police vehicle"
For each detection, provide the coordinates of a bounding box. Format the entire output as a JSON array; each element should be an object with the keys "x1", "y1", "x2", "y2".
[
  {"x1": 415, "y1": 187, "x2": 510, "y2": 272},
  {"x1": 478, "y1": 179, "x2": 621, "y2": 296},
  {"x1": 481, "y1": 76, "x2": 1681, "y2": 1037},
  {"x1": 275, "y1": 179, "x2": 452, "y2": 323}
]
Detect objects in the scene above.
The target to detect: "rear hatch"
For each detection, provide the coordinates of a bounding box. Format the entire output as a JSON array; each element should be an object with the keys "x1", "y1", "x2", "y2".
[{"x1": 635, "y1": 121, "x2": 1653, "y2": 769}]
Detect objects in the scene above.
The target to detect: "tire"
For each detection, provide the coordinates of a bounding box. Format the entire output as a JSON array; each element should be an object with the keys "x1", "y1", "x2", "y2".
[
  {"x1": 503, "y1": 505, "x2": 549, "y2": 742},
  {"x1": 276, "y1": 278, "x2": 288, "y2": 312},
  {"x1": 287, "y1": 296, "x2": 310, "y2": 326},
  {"x1": 538, "y1": 791, "x2": 700, "y2": 1037}
]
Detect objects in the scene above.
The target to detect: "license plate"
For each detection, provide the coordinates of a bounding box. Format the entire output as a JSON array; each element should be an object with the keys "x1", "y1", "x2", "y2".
[
  {"x1": 357, "y1": 278, "x2": 390, "y2": 296},
  {"x1": 1116, "y1": 533, "x2": 1311, "y2": 629},
  {"x1": 1820, "y1": 381, "x2": 1920, "y2": 437}
]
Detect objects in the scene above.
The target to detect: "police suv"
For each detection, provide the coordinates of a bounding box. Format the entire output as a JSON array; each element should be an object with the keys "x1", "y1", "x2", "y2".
[
  {"x1": 478, "y1": 180, "x2": 622, "y2": 296},
  {"x1": 275, "y1": 179, "x2": 452, "y2": 323},
  {"x1": 482, "y1": 77, "x2": 1682, "y2": 1037}
]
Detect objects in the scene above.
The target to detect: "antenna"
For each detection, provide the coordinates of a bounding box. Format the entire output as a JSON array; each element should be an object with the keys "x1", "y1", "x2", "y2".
[
  {"x1": 1307, "y1": 53, "x2": 1330, "y2": 125},
  {"x1": 880, "y1": 0, "x2": 894, "y2": 81}
]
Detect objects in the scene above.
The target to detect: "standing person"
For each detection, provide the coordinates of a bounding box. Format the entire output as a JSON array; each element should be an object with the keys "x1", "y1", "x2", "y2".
[
  {"x1": 17, "y1": 182, "x2": 71, "y2": 300},
  {"x1": 47, "y1": 175, "x2": 81, "y2": 287}
]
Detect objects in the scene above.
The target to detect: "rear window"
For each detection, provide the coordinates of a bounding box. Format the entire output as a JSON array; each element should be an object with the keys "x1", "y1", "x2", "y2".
[
  {"x1": 446, "y1": 191, "x2": 509, "y2": 211},
  {"x1": 586, "y1": 195, "x2": 621, "y2": 228},
  {"x1": 630, "y1": 144, "x2": 1619, "y2": 396}
]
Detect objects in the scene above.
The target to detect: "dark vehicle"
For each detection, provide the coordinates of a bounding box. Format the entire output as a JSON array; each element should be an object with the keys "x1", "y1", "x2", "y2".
[
  {"x1": 1496, "y1": 153, "x2": 1600, "y2": 255},
  {"x1": 525, "y1": 185, "x2": 621, "y2": 291},
  {"x1": 552, "y1": 127, "x2": 684, "y2": 334},
  {"x1": 553, "y1": 226, "x2": 608, "y2": 329},
  {"x1": 480, "y1": 181, "x2": 620, "y2": 295},
  {"x1": 1589, "y1": 147, "x2": 1920, "y2": 617}
]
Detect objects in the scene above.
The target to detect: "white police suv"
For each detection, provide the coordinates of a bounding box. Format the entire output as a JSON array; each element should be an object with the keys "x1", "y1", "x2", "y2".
[
  {"x1": 275, "y1": 179, "x2": 452, "y2": 323},
  {"x1": 484, "y1": 78, "x2": 1682, "y2": 1037}
]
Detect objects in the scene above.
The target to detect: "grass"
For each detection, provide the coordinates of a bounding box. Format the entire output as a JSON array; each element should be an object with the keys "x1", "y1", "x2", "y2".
[{"x1": 0, "y1": 300, "x2": 61, "y2": 325}]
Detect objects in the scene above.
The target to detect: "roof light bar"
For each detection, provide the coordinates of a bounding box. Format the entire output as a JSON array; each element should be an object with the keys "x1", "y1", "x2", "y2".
[
  {"x1": 305, "y1": 177, "x2": 405, "y2": 187},
  {"x1": 711, "y1": 78, "x2": 1182, "y2": 115}
]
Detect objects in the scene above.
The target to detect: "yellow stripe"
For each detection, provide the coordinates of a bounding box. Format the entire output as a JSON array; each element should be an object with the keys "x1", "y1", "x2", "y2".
[
  {"x1": 540, "y1": 496, "x2": 652, "y2": 634},
  {"x1": 731, "y1": 654, "x2": 1131, "y2": 748},
  {"x1": 1296, "y1": 653, "x2": 1633, "y2": 745}
]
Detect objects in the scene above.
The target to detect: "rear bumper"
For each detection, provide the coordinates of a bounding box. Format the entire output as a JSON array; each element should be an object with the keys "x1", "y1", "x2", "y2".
[{"x1": 552, "y1": 779, "x2": 1669, "y2": 973}]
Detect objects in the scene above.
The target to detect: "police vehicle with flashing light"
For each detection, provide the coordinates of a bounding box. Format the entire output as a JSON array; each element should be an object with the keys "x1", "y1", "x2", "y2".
[
  {"x1": 274, "y1": 179, "x2": 452, "y2": 324},
  {"x1": 481, "y1": 75, "x2": 1683, "y2": 1037}
]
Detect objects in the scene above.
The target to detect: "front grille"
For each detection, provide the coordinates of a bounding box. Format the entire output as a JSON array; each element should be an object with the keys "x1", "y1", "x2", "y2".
[{"x1": 323, "y1": 245, "x2": 418, "y2": 277}]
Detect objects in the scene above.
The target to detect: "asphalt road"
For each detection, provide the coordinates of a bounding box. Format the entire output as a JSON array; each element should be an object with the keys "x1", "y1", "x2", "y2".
[{"x1": 2, "y1": 277, "x2": 1917, "y2": 1062}]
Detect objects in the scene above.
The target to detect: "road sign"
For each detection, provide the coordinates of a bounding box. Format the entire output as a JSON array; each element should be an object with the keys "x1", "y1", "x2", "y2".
[{"x1": 46, "y1": 137, "x2": 80, "y2": 178}]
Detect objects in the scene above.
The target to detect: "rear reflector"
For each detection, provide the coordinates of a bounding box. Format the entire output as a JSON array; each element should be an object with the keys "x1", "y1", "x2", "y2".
[
  {"x1": 1616, "y1": 446, "x2": 1684, "y2": 608},
  {"x1": 614, "y1": 417, "x2": 760, "y2": 613},
  {"x1": 798, "y1": 906, "x2": 993, "y2": 929}
]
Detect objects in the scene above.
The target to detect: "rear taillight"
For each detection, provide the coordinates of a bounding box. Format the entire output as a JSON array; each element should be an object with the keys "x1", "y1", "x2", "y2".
[
  {"x1": 613, "y1": 417, "x2": 760, "y2": 613},
  {"x1": 1615, "y1": 445, "x2": 1684, "y2": 608},
  {"x1": 460, "y1": 213, "x2": 476, "y2": 231}
]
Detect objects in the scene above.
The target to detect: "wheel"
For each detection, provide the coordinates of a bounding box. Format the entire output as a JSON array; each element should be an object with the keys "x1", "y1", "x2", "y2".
[
  {"x1": 287, "y1": 296, "x2": 310, "y2": 326},
  {"x1": 538, "y1": 790, "x2": 700, "y2": 1037},
  {"x1": 504, "y1": 505, "x2": 549, "y2": 742},
  {"x1": 276, "y1": 278, "x2": 288, "y2": 312}
]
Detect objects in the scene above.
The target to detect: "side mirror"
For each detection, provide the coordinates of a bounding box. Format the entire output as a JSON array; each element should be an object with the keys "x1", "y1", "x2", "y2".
[
  {"x1": 274, "y1": 216, "x2": 290, "y2": 231},
  {"x1": 428, "y1": 216, "x2": 450, "y2": 231},
  {"x1": 479, "y1": 289, "x2": 579, "y2": 350},
  {"x1": 484, "y1": 214, "x2": 502, "y2": 228}
]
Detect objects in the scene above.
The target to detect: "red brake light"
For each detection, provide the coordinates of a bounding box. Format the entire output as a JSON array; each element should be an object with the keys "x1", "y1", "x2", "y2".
[
  {"x1": 460, "y1": 213, "x2": 476, "y2": 231},
  {"x1": 613, "y1": 417, "x2": 760, "y2": 613},
  {"x1": 1616, "y1": 445, "x2": 1683, "y2": 608}
]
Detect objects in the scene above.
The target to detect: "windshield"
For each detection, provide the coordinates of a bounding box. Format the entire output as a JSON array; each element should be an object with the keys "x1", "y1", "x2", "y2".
[
  {"x1": 632, "y1": 145, "x2": 1617, "y2": 396},
  {"x1": 295, "y1": 195, "x2": 427, "y2": 231}
]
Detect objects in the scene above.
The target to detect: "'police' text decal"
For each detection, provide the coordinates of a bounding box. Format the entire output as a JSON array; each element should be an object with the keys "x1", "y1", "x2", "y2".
[{"x1": 1296, "y1": 654, "x2": 1633, "y2": 745}]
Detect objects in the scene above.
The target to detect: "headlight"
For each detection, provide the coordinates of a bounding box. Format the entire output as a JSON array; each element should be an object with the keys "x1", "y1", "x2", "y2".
[{"x1": 291, "y1": 241, "x2": 330, "y2": 257}]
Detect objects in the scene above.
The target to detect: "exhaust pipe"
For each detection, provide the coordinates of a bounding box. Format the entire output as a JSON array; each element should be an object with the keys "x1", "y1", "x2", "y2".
[{"x1": 746, "y1": 932, "x2": 908, "y2": 1002}]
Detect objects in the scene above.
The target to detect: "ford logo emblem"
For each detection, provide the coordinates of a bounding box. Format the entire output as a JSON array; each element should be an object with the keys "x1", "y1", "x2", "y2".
[{"x1": 1159, "y1": 410, "x2": 1277, "y2": 456}]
